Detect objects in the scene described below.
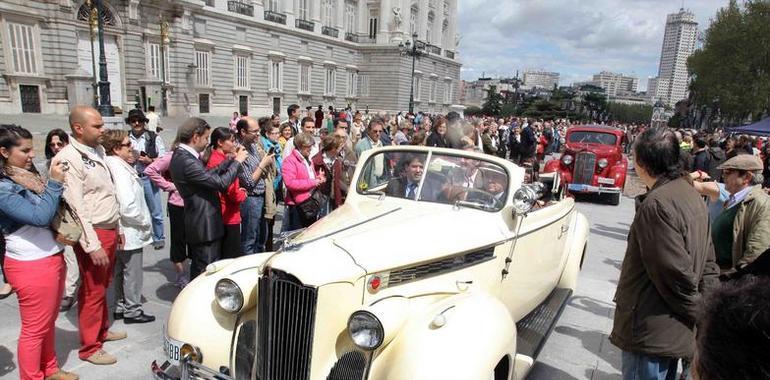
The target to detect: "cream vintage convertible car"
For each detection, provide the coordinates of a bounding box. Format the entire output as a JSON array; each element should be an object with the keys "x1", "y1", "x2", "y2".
[{"x1": 152, "y1": 145, "x2": 589, "y2": 380}]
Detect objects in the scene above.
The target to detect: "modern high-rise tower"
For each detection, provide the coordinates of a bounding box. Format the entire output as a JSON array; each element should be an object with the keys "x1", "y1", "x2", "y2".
[{"x1": 648, "y1": 9, "x2": 698, "y2": 107}]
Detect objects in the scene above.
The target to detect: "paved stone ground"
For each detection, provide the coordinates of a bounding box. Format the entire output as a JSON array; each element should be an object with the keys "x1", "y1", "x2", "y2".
[{"x1": 0, "y1": 114, "x2": 641, "y2": 379}]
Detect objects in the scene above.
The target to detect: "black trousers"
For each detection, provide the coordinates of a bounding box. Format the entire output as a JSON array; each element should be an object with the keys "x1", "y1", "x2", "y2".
[
  {"x1": 221, "y1": 224, "x2": 242, "y2": 260},
  {"x1": 168, "y1": 204, "x2": 189, "y2": 264},
  {"x1": 189, "y1": 239, "x2": 222, "y2": 280}
]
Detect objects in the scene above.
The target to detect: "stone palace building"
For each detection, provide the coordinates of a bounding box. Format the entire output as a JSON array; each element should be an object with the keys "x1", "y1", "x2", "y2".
[{"x1": 0, "y1": 0, "x2": 462, "y2": 117}]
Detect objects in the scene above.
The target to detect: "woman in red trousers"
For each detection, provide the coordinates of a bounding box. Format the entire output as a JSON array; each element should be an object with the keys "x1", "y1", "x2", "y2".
[{"x1": 0, "y1": 125, "x2": 78, "y2": 380}]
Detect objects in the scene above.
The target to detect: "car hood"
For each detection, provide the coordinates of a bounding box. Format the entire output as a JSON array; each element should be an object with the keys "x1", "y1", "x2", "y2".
[
  {"x1": 289, "y1": 199, "x2": 510, "y2": 274},
  {"x1": 565, "y1": 143, "x2": 617, "y2": 157}
]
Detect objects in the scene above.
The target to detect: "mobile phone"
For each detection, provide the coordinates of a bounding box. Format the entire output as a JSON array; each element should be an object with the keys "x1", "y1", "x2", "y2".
[{"x1": 268, "y1": 147, "x2": 276, "y2": 155}]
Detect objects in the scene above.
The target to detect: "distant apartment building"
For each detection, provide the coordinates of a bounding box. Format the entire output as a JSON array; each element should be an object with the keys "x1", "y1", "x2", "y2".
[
  {"x1": 522, "y1": 70, "x2": 559, "y2": 90},
  {"x1": 462, "y1": 77, "x2": 515, "y2": 108},
  {"x1": 648, "y1": 8, "x2": 698, "y2": 106},
  {"x1": 591, "y1": 71, "x2": 639, "y2": 97}
]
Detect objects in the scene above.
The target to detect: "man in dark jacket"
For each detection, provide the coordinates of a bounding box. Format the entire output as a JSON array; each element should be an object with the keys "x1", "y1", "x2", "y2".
[
  {"x1": 610, "y1": 127, "x2": 719, "y2": 380},
  {"x1": 691, "y1": 137, "x2": 710, "y2": 173},
  {"x1": 170, "y1": 118, "x2": 248, "y2": 280}
]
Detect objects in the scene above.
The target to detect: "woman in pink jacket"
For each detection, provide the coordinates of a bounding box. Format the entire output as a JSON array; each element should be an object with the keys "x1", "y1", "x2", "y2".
[
  {"x1": 143, "y1": 145, "x2": 190, "y2": 288},
  {"x1": 281, "y1": 132, "x2": 325, "y2": 230}
]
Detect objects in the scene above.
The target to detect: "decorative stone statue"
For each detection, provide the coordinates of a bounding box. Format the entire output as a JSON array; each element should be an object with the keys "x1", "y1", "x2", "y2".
[{"x1": 392, "y1": 7, "x2": 403, "y2": 30}]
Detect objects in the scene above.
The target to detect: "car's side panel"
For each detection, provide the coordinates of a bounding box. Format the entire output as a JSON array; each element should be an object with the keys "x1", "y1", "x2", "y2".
[
  {"x1": 370, "y1": 292, "x2": 516, "y2": 380},
  {"x1": 557, "y1": 212, "x2": 590, "y2": 291}
]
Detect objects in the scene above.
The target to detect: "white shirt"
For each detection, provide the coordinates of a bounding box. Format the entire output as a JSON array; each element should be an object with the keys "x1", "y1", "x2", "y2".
[
  {"x1": 146, "y1": 111, "x2": 161, "y2": 132},
  {"x1": 726, "y1": 186, "x2": 753, "y2": 209},
  {"x1": 179, "y1": 143, "x2": 200, "y2": 159},
  {"x1": 5, "y1": 225, "x2": 63, "y2": 261}
]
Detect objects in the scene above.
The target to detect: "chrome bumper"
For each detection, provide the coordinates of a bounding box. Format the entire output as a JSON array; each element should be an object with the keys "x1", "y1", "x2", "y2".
[
  {"x1": 567, "y1": 183, "x2": 621, "y2": 194},
  {"x1": 151, "y1": 359, "x2": 234, "y2": 380}
]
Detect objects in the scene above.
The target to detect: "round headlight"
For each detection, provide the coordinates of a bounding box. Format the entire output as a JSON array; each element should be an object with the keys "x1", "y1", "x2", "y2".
[
  {"x1": 215, "y1": 279, "x2": 243, "y2": 313},
  {"x1": 597, "y1": 158, "x2": 609, "y2": 168},
  {"x1": 512, "y1": 186, "x2": 537, "y2": 215},
  {"x1": 561, "y1": 154, "x2": 574, "y2": 165},
  {"x1": 348, "y1": 311, "x2": 384, "y2": 350}
]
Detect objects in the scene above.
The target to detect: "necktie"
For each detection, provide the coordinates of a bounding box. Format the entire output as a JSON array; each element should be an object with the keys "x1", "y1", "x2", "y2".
[{"x1": 406, "y1": 184, "x2": 417, "y2": 199}]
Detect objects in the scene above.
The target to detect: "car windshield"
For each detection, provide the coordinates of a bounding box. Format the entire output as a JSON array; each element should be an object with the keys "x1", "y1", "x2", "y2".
[
  {"x1": 568, "y1": 131, "x2": 617, "y2": 145},
  {"x1": 356, "y1": 150, "x2": 509, "y2": 212}
]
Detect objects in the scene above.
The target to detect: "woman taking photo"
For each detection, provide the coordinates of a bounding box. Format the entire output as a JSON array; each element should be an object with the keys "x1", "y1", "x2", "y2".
[
  {"x1": 282, "y1": 132, "x2": 326, "y2": 229},
  {"x1": 102, "y1": 130, "x2": 155, "y2": 324},
  {"x1": 205, "y1": 127, "x2": 247, "y2": 259},
  {"x1": 312, "y1": 135, "x2": 345, "y2": 215},
  {"x1": 0, "y1": 125, "x2": 78, "y2": 380}
]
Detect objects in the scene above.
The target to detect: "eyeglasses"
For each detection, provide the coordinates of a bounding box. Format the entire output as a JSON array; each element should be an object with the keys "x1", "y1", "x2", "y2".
[
  {"x1": 246, "y1": 129, "x2": 260, "y2": 135},
  {"x1": 49, "y1": 142, "x2": 64, "y2": 148},
  {"x1": 120, "y1": 142, "x2": 132, "y2": 148},
  {"x1": 130, "y1": 119, "x2": 145, "y2": 124}
]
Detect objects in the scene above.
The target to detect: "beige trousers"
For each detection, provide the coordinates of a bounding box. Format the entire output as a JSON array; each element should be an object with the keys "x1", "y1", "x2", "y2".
[{"x1": 63, "y1": 246, "x2": 80, "y2": 298}]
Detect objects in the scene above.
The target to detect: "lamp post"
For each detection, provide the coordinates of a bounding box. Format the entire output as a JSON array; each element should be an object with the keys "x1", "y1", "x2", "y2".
[
  {"x1": 159, "y1": 16, "x2": 170, "y2": 116},
  {"x1": 94, "y1": 0, "x2": 113, "y2": 116},
  {"x1": 399, "y1": 33, "x2": 425, "y2": 114},
  {"x1": 87, "y1": 0, "x2": 99, "y2": 108}
]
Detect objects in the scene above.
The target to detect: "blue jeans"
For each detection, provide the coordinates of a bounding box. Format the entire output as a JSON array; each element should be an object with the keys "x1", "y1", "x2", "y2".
[
  {"x1": 142, "y1": 177, "x2": 165, "y2": 242},
  {"x1": 240, "y1": 195, "x2": 265, "y2": 255},
  {"x1": 621, "y1": 351, "x2": 678, "y2": 380}
]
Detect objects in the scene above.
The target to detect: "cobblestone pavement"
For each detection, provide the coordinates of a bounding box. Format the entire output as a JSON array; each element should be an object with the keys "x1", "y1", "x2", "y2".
[{"x1": 0, "y1": 115, "x2": 643, "y2": 379}]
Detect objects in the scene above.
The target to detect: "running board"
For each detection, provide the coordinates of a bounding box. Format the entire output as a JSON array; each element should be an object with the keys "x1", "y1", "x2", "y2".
[{"x1": 515, "y1": 288, "x2": 572, "y2": 359}]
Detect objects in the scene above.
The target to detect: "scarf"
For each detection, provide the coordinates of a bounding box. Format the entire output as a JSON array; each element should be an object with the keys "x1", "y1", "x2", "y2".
[{"x1": 5, "y1": 166, "x2": 45, "y2": 194}]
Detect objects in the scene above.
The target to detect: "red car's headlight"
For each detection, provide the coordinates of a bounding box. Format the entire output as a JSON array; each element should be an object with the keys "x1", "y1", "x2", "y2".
[{"x1": 561, "y1": 154, "x2": 574, "y2": 165}]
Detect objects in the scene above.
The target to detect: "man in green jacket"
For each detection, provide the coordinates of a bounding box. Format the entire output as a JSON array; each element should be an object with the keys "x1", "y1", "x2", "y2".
[
  {"x1": 610, "y1": 128, "x2": 719, "y2": 380},
  {"x1": 711, "y1": 154, "x2": 770, "y2": 276}
]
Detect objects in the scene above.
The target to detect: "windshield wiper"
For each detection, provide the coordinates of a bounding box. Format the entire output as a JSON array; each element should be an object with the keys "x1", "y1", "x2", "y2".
[
  {"x1": 454, "y1": 200, "x2": 494, "y2": 211},
  {"x1": 362, "y1": 190, "x2": 386, "y2": 200}
]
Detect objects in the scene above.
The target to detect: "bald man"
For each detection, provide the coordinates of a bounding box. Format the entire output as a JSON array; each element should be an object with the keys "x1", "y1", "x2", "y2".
[{"x1": 55, "y1": 105, "x2": 124, "y2": 365}]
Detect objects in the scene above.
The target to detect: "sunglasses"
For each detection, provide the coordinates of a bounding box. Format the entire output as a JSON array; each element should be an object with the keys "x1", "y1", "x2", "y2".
[
  {"x1": 120, "y1": 142, "x2": 132, "y2": 148},
  {"x1": 49, "y1": 142, "x2": 64, "y2": 148}
]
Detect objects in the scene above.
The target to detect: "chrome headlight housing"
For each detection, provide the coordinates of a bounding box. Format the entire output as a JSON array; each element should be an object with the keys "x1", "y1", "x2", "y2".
[
  {"x1": 597, "y1": 158, "x2": 609, "y2": 168},
  {"x1": 214, "y1": 279, "x2": 244, "y2": 313},
  {"x1": 561, "y1": 154, "x2": 574, "y2": 165},
  {"x1": 348, "y1": 311, "x2": 384, "y2": 350},
  {"x1": 512, "y1": 185, "x2": 537, "y2": 215}
]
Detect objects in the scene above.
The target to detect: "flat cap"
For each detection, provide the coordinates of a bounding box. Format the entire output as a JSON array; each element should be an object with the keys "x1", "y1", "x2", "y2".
[{"x1": 717, "y1": 154, "x2": 763, "y2": 171}]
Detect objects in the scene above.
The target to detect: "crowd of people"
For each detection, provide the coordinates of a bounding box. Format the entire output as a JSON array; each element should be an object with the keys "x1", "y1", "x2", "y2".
[{"x1": 1, "y1": 101, "x2": 770, "y2": 380}]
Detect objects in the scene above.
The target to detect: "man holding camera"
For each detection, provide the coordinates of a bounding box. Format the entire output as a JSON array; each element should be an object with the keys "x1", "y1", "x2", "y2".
[
  {"x1": 236, "y1": 117, "x2": 275, "y2": 255},
  {"x1": 126, "y1": 109, "x2": 166, "y2": 250}
]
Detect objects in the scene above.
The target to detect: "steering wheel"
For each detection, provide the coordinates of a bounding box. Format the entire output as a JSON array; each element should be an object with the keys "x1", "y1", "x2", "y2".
[{"x1": 446, "y1": 186, "x2": 499, "y2": 207}]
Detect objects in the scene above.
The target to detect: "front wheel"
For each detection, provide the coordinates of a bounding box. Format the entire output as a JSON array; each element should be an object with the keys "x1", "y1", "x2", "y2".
[{"x1": 607, "y1": 192, "x2": 621, "y2": 206}]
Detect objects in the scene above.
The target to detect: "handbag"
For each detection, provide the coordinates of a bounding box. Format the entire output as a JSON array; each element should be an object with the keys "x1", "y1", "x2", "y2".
[
  {"x1": 297, "y1": 190, "x2": 327, "y2": 222},
  {"x1": 51, "y1": 200, "x2": 84, "y2": 246}
]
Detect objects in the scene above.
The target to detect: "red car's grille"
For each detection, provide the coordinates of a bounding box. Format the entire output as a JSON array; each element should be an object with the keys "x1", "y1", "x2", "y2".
[{"x1": 573, "y1": 152, "x2": 596, "y2": 185}]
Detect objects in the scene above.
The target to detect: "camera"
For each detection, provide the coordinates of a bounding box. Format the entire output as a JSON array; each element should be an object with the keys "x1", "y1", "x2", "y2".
[{"x1": 268, "y1": 147, "x2": 276, "y2": 155}]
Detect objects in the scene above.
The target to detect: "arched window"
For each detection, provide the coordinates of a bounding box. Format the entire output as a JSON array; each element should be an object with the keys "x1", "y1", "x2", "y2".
[
  {"x1": 442, "y1": 19, "x2": 449, "y2": 48},
  {"x1": 77, "y1": 2, "x2": 117, "y2": 27},
  {"x1": 426, "y1": 11, "x2": 434, "y2": 43},
  {"x1": 344, "y1": 0, "x2": 357, "y2": 34},
  {"x1": 322, "y1": 0, "x2": 335, "y2": 27},
  {"x1": 409, "y1": 5, "x2": 418, "y2": 36}
]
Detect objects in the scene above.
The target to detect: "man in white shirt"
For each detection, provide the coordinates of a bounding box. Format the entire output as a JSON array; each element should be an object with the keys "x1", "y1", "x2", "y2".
[
  {"x1": 283, "y1": 117, "x2": 318, "y2": 160},
  {"x1": 145, "y1": 106, "x2": 161, "y2": 132}
]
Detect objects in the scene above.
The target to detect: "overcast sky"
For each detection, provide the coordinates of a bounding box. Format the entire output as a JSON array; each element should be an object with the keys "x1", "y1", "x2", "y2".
[{"x1": 457, "y1": 0, "x2": 727, "y2": 90}]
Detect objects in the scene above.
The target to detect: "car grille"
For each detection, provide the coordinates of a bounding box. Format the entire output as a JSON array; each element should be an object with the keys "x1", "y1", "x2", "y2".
[
  {"x1": 257, "y1": 269, "x2": 318, "y2": 380},
  {"x1": 234, "y1": 320, "x2": 256, "y2": 379},
  {"x1": 572, "y1": 152, "x2": 596, "y2": 185},
  {"x1": 326, "y1": 351, "x2": 368, "y2": 380},
  {"x1": 387, "y1": 248, "x2": 495, "y2": 286}
]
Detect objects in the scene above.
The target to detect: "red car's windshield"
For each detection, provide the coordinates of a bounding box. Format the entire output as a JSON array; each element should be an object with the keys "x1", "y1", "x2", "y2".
[{"x1": 567, "y1": 131, "x2": 617, "y2": 146}]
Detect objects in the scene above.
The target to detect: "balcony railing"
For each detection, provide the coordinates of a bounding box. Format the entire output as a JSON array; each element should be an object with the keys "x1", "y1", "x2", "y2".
[
  {"x1": 445, "y1": 50, "x2": 455, "y2": 59},
  {"x1": 204, "y1": 0, "x2": 215, "y2": 6},
  {"x1": 227, "y1": 1, "x2": 253, "y2": 16},
  {"x1": 295, "y1": 18, "x2": 314, "y2": 31},
  {"x1": 427, "y1": 44, "x2": 442, "y2": 55},
  {"x1": 322, "y1": 26, "x2": 339, "y2": 38},
  {"x1": 344, "y1": 32, "x2": 358, "y2": 42},
  {"x1": 264, "y1": 10, "x2": 287, "y2": 24}
]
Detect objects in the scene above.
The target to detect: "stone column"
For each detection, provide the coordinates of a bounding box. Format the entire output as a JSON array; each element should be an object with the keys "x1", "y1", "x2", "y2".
[
  {"x1": 357, "y1": 0, "x2": 367, "y2": 35},
  {"x1": 335, "y1": 0, "x2": 345, "y2": 30},
  {"x1": 418, "y1": 0, "x2": 429, "y2": 41},
  {"x1": 312, "y1": 0, "x2": 321, "y2": 23},
  {"x1": 448, "y1": 0, "x2": 458, "y2": 53},
  {"x1": 378, "y1": 0, "x2": 392, "y2": 44}
]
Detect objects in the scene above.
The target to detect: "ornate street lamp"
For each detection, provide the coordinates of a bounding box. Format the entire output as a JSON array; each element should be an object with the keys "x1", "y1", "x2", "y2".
[
  {"x1": 94, "y1": 0, "x2": 113, "y2": 116},
  {"x1": 86, "y1": 0, "x2": 99, "y2": 108},
  {"x1": 398, "y1": 33, "x2": 426, "y2": 114},
  {"x1": 160, "y1": 15, "x2": 170, "y2": 116}
]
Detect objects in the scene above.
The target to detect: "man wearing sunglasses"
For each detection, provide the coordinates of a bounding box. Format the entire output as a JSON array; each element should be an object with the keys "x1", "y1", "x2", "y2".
[{"x1": 125, "y1": 109, "x2": 166, "y2": 250}]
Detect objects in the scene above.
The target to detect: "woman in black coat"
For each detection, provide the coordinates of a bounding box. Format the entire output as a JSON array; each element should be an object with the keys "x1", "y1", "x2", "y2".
[{"x1": 426, "y1": 116, "x2": 449, "y2": 148}]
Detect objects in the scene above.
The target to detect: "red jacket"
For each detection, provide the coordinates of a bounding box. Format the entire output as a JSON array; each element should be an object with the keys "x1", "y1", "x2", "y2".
[{"x1": 206, "y1": 149, "x2": 247, "y2": 225}]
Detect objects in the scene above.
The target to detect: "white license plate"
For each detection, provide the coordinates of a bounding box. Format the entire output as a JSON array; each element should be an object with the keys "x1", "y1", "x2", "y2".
[
  {"x1": 597, "y1": 177, "x2": 615, "y2": 185},
  {"x1": 163, "y1": 333, "x2": 183, "y2": 366}
]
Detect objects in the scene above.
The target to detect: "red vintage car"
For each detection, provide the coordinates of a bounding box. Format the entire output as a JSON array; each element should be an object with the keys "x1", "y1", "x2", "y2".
[{"x1": 543, "y1": 125, "x2": 628, "y2": 205}]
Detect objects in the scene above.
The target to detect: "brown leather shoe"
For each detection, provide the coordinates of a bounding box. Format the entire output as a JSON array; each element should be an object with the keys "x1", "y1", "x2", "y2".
[
  {"x1": 45, "y1": 370, "x2": 79, "y2": 380},
  {"x1": 105, "y1": 330, "x2": 127, "y2": 342},
  {"x1": 83, "y1": 349, "x2": 117, "y2": 365}
]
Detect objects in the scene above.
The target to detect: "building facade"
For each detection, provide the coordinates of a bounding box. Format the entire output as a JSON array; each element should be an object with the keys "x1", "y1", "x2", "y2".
[
  {"x1": 649, "y1": 8, "x2": 697, "y2": 107},
  {"x1": 591, "y1": 71, "x2": 638, "y2": 98},
  {"x1": 522, "y1": 69, "x2": 559, "y2": 90},
  {"x1": 0, "y1": 0, "x2": 462, "y2": 117}
]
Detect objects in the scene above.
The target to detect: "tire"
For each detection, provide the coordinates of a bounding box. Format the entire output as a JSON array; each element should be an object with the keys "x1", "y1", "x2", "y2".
[{"x1": 608, "y1": 192, "x2": 621, "y2": 206}]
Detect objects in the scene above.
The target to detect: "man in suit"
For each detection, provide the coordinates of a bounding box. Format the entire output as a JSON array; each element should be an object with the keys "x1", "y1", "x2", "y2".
[
  {"x1": 386, "y1": 154, "x2": 425, "y2": 199},
  {"x1": 169, "y1": 118, "x2": 248, "y2": 280},
  {"x1": 519, "y1": 119, "x2": 537, "y2": 164}
]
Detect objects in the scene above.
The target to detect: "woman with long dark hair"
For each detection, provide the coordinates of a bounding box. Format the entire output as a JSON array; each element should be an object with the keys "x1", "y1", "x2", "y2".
[
  {"x1": 0, "y1": 125, "x2": 78, "y2": 380},
  {"x1": 45, "y1": 129, "x2": 69, "y2": 163},
  {"x1": 205, "y1": 127, "x2": 246, "y2": 259}
]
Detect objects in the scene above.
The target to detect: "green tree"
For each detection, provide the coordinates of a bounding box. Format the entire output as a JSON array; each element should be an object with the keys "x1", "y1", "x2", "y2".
[
  {"x1": 688, "y1": 0, "x2": 770, "y2": 124},
  {"x1": 482, "y1": 85, "x2": 504, "y2": 116},
  {"x1": 606, "y1": 102, "x2": 654, "y2": 124}
]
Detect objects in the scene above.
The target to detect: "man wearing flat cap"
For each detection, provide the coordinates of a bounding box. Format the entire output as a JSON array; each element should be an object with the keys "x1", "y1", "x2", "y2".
[
  {"x1": 126, "y1": 109, "x2": 167, "y2": 250},
  {"x1": 711, "y1": 153, "x2": 770, "y2": 275}
]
